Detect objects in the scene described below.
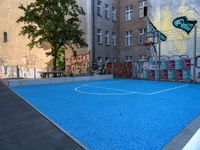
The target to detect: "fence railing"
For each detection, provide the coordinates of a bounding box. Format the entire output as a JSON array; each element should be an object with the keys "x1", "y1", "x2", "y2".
[{"x1": 0, "y1": 65, "x2": 45, "y2": 79}]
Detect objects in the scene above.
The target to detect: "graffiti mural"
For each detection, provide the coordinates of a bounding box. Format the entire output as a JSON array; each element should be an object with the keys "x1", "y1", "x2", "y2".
[
  {"x1": 0, "y1": 56, "x2": 7, "y2": 78},
  {"x1": 106, "y1": 62, "x2": 112, "y2": 74},
  {"x1": 173, "y1": 16, "x2": 197, "y2": 34},
  {"x1": 0, "y1": 65, "x2": 43, "y2": 79},
  {"x1": 134, "y1": 61, "x2": 149, "y2": 79},
  {"x1": 113, "y1": 62, "x2": 133, "y2": 79},
  {"x1": 0, "y1": 56, "x2": 44, "y2": 79},
  {"x1": 103, "y1": 62, "x2": 133, "y2": 78},
  {"x1": 133, "y1": 55, "x2": 195, "y2": 82},
  {"x1": 65, "y1": 53, "x2": 90, "y2": 76},
  {"x1": 149, "y1": 0, "x2": 200, "y2": 56}
]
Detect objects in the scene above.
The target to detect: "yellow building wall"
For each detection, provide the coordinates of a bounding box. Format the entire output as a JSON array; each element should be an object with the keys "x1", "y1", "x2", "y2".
[
  {"x1": 0, "y1": 0, "x2": 51, "y2": 69},
  {"x1": 149, "y1": 0, "x2": 200, "y2": 56}
]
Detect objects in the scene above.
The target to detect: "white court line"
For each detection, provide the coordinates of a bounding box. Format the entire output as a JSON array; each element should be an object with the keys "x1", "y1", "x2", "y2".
[
  {"x1": 147, "y1": 84, "x2": 189, "y2": 95},
  {"x1": 75, "y1": 84, "x2": 147, "y2": 96},
  {"x1": 75, "y1": 83, "x2": 190, "y2": 96},
  {"x1": 85, "y1": 80, "x2": 124, "y2": 85},
  {"x1": 75, "y1": 85, "x2": 131, "y2": 96},
  {"x1": 83, "y1": 84, "x2": 147, "y2": 94}
]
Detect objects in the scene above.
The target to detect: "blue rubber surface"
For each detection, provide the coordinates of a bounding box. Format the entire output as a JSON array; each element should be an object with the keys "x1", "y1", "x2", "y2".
[{"x1": 12, "y1": 79, "x2": 200, "y2": 150}]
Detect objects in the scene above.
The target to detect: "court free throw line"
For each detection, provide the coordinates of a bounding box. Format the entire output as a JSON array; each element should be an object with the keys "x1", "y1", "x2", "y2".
[
  {"x1": 147, "y1": 84, "x2": 189, "y2": 95},
  {"x1": 75, "y1": 84, "x2": 189, "y2": 96},
  {"x1": 84, "y1": 84, "x2": 147, "y2": 94},
  {"x1": 85, "y1": 80, "x2": 124, "y2": 85}
]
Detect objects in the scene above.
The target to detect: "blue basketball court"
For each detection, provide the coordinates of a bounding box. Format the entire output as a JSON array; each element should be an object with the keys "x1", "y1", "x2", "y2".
[{"x1": 12, "y1": 79, "x2": 200, "y2": 150}]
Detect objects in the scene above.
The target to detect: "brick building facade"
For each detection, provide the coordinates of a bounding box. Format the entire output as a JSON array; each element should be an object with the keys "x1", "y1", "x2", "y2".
[
  {"x1": 70, "y1": 0, "x2": 149, "y2": 65},
  {"x1": 118, "y1": 0, "x2": 148, "y2": 62},
  {"x1": 0, "y1": 0, "x2": 149, "y2": 77}
]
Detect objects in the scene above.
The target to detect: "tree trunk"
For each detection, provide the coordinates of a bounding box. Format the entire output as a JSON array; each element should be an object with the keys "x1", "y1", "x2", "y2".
[
  {"x1": 53, "y1": 49, "x2": 58, "y2": 77},
  {"x1": 53, "y1": 55, "x2": 57, "y2": 71}
]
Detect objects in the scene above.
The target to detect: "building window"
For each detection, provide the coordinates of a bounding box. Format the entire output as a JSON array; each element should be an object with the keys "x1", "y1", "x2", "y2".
[
  {"x1": 112, "y1": 32, "x2": 117, "y2": 46},
  {"x1": 97, "y1": 57, "x2": 103, "y2": 62},
  {"x1": 139, "y1": 29, "x2": 147, "y2": 44},
  {"x1": 105, "y1": 4, "x2": 110, "y2": 19},
  {"x1": 97, "y1": 29, "x2": 103, "y2": 44},
  {"x1": 105, "y1": 57, "x2": 110, "y2": 62},
  {"x1": 112, "y1": 7, "x2": 117, "y2": 21},
  {"x1": 139, "y1": 1, "x2": 148, "y2": 18},
  {"x1": 125, "y1": 5, "x2": 133, "y2": 21},
  {"x1": 125, "y1": 56, "x2": 133, "y2": 62},
  {"x1": 113, "y1": 58, "x2": 118, "y2": 62},
  {"x1": 105, "y1": 31, "x2": 110, "y2": 46},
  {"x1": 125, "y1": 31, "x2": 133, "y2": 46},
  {"x1": 97, "y1": 0, "x2": 103, "y2": 17},
  {"x1": 3, "y1": 32, "x2": 7, "y2": 43}
]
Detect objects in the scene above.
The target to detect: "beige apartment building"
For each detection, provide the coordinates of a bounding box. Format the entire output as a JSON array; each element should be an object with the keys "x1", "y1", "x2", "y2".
[
  {"x1": 0, "y1": 0, "x2": 51, "y2": 70},
  {"x1": 0, "y1": 0, "x2": 149, "y2": 77}
]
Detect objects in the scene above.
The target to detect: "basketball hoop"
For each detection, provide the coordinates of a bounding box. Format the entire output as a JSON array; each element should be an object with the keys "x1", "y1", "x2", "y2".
[
  {"x1": 144, "y1": 31, "x2": 158, "y2": 46},
  {"x1": 144, "y1": 40, "x2": 153, "y2": 47}
]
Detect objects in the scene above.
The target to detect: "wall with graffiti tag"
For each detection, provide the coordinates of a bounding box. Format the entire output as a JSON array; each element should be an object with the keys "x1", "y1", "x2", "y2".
[
  {"x1": 65, "y1": 53, "x2": 91, "y2": 76},
  {"x1": 132, "y1": 55, "x2": 200, "y2": 82},
  {"x1": 149, "y1": 0, "x2": 200, "y2": 57},
  {"x1": 0, "y1": 65, "x2": 44, "y2": 79},
  {"x1": 106, "y1": 62, "x2": 133, "y2": 79}
]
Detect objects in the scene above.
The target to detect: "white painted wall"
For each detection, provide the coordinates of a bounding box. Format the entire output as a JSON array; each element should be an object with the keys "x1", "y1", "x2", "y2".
[{"x1": 183, "y1": 128, "x2": 200, "y2": 150}]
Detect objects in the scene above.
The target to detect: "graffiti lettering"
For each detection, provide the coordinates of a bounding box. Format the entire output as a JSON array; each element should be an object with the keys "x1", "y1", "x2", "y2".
[
  {"x1": 173, "y1": 16, "x2": 197, "y2": 34},
  {"x1": 66, "y1": 53, "x2": 90, "y2": 76},
  {"x1": 0, "y1": 65, "x2": 43, "y2": 79}
]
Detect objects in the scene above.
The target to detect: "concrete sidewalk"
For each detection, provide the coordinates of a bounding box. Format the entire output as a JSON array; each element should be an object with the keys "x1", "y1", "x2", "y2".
[{"x1": 0, "y1": 81, "x2": 85, "y2": 150}]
